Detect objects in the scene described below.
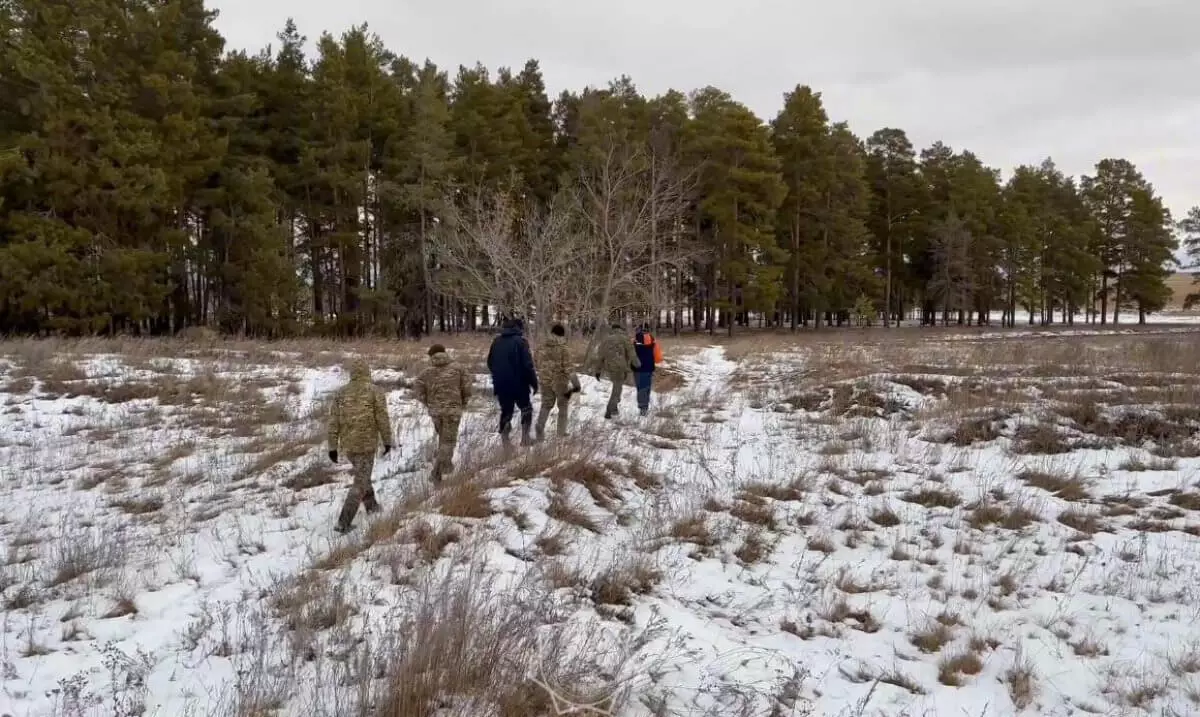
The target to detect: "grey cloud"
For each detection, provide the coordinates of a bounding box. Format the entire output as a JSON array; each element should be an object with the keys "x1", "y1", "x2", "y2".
[{"x1": 209, "y1": 0, "x2": 1200, "y2": 218}]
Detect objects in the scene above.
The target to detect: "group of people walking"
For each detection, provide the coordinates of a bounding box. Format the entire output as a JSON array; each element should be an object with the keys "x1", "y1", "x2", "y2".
[{"x1": 323, "y1": 319, "x2": 663, "y2": 533}]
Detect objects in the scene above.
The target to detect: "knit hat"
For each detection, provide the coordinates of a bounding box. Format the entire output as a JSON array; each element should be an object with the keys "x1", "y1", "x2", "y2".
[{"x1": 428, "y1": 344, "x2": 446, "y2": 356}]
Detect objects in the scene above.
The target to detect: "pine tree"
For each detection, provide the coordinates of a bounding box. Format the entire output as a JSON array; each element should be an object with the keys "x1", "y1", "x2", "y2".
[
  {"x1": 509, "y1": 60, "x2": 560, "y2": 204},
  {"x1": 865, "y1": 129, "x2": 925, "y2": 326},
  {"x1": 685, "y1": 88, "x2": 787, "y2": 334},
  {"x1": 390, "y1": 60, "x2": 460, "y2": 335},
  {"x1": 1121, "y1": 188, "x2": 1176, "y2": 322},
  {"x1": 770, "y1": 85, "x2": 828, "y2": 329},
  {"x1": 820, "y1": 122, "x2": 876, "y2": 324},
  {"x1": 1180, "y1": 207, "x2": 1200, "y2": 308},
  {"x1": 1081, "y1": 158, "x2": 1166, "y2": 324}
]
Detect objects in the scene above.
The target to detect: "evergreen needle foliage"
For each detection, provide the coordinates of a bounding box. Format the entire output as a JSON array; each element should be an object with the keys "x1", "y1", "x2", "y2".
[{"x1": 0, "y1": 4, "x2": 1187, "y2": 336}]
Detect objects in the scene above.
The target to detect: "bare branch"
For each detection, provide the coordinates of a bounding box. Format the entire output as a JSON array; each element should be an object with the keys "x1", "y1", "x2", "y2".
[{"x1": 429, "y1": 135, "x2": 705, "y2": 333}]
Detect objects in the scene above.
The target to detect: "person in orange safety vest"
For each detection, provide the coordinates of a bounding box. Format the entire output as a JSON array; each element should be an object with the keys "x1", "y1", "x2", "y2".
[{"x1": 632, "y1": 325, "x2": 663, "y2": 416}]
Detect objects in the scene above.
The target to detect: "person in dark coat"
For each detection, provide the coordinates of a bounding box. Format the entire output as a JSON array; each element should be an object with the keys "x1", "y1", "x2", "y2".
[
  {"x1": 633, "y1": 324, "x2": 662, "y2": 416},
  {"x1": 486, "y1": 317, "x2": 539, "y2": 447}
]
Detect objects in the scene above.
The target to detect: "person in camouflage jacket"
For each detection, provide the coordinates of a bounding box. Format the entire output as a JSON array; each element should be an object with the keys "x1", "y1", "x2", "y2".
[
  {"x1": 326, "y1": 359, "x2": 394, "y2": 533},
  {"x1": 414, "y1": 344, "x2": 472, "y2": 482},
  {"x1": 588, "y1": 323, "x2": 640, "y2": 419},
  {"x1": 534, "y1": 324, "x2": 580, "y2": 440}
]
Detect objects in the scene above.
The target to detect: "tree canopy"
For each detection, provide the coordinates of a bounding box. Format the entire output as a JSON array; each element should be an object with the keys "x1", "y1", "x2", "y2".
[{"x1": 0, "y1": 2, "x2": 1188, "y2": 336}]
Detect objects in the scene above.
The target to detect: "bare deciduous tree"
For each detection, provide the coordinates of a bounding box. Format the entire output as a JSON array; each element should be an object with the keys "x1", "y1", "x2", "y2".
[
  {"x1": 430, "y1": 137, "x2": 703, "y2": 339},
  {"x1": 568, "y1": 142, "x2": 700, "y2": 331},
  {"x1": 431, "y1": 188, "x2": 583, "y2": 334}
]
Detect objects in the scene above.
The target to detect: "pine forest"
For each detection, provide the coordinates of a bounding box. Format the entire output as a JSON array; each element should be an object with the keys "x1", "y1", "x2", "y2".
[{"x1": 2, "y1": 1, "x2": 1197, "y2": 338}]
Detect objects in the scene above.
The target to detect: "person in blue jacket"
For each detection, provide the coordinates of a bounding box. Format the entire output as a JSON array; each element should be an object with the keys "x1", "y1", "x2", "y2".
[
  {"x1": 486, "y1": 317, "x2": 539, "y2": 447},
  {"x1": 633, "y1": 324, "x2": 662, "y2": 416}
]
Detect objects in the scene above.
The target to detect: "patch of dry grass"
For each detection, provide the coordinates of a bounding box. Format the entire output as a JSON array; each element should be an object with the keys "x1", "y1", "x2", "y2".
[
  {"x1": 669, "y1": 514, "x2": 719, "y2": 551},
  {"x1": 911, "y1": 621, "x2": 956, "y2": 654},
  {"x1": 1011, "y1": 421, "x2": 1071, "y2": 455},
  {"x1": 45, "y1": 527, "x2": 124, "y2": 588},
  {"x1": 1017, "y1": 467, "x2": 1091, "y2": 501},
  {"x1": 439, "y1": 480, "x2": 496, "y2": 520},
  {"x1": 728, "y1": 495, "x2": 778, "y2": 529},
  {"x1": 966, "y1": 500, "x2": 1040, "y2": 531},
  {"x1": 937, "y1": 649, "x2": 984, "y2": 686},
  {"x1": 546, "y1": 488, "x2": 603, "y2": 533},
  {"x1": 369, "y1": 562, "x2": 643, "y2": 715},
  {"x1": 1003, "y1": 661, "x2": 1041, "y2": 709},
  {"x1": 734, "y1": 529, "x2": 773, "y2": 564},
  {"x1": 901, "y1": 486, "x2": 962, "y2": 509},
  {"x1": 547, "y1": 460, "x2": 621, "y2": 511}
]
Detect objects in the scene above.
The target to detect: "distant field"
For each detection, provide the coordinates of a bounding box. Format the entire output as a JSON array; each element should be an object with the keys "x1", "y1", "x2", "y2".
[{"x1": 1166, "y1": 271, "x2": 1197, "y2": 309}]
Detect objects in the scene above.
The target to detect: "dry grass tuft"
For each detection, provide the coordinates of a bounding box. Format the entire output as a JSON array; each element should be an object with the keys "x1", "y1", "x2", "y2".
[
  {"x1": 371, "y1": 564, "x2": 635, "y2": 715},
  {"x1": 937, "y1": 650, "x2": 985, "y2": 686},
  {"x1": 535, "y1": 527, "x2": 569, "y2": 557},
  {"x1": 547, "y1": 460, "x2": 621, "y2": 511},
  {"x1": 1057, "y1": 508, "x2": 1108, "y2": 535},
  {"x1": 272, "y1": 570, "x2": 357, "y2": 638},
  {"x1": 869, "y1": 504, "x2": 902, "y2": 526},
  {"x1": 901, "y1": 486, "x2": 962, "y2": 509},
  {"x1": 403, "y1": 520, "x2": 462, "y2": 566},
  {"x1": 818, "y1": 597, "x2": 882, "y2": 633},
  {"x1": 547, "y1": 489, "x2": 603, "y2": 533},
  {"x1": 911, "y1": 621, "x2": 956, "y2": 654},
  {"x1": 1004, "y1": 656, "x2": 1038, "y2": 709},
  {"x1": 1017, "y1": 467, "x2": 1090, "y2": 501},
  {"x1": 45, "y1": 527, "x2": 123, "y2": 588},
  {"x1": 944, "y1": 413, "x2": 1005, "y2": 446},
  {"x1": 110, "y1": 495, "x2": 165, "y2": 516},
  {"x1": 589, "y1": 556, "x2": 662, "y2": 608},
  {"x1": 1011, "y1": 421, "x2": 1071, "y2": 455},
  {"x1": 734, "y1": 529, "x2": 773, "y2": 564},
  {"x1": 439, "y1": 480, "x2": 496, "y2": 520},
  {"x1": 807, "y1": 534, "x2": 839, "y2": 554},
  {"x1": 669, "y1": 514, "x2": 719, "y2": 551},
  {"x1": 728, "y1": 495, "x2": 778, "y2": 529},
  {"x1": 280, "y1": 462, "x2": 339, "y2": 491},
  {"x1": 966, "y1": 500, "x2": 1040, "y2": 531},
  {"x1": 1120, "y1": 453, "x2": 1179, "y2": 472},
  {"x1": 739, "y1": 473, "x2": 812, "y2": 503},
  {"x1": 1170, "y1": 492, "x2": 1200, "y2": 511}
]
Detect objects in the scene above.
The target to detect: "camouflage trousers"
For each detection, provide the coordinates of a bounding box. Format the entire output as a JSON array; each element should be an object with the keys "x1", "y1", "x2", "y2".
[
  {"x1": 604, "y1": 373, "x2": 627, "y2": 418},
  {"x1": 337, "y1": 452, "x2": 379, "y2": 529},
  {"x1": 535, "y1": 390, "x2": 571, "y2": 439},
  {"x1": 430, "y1": 414, "x2": 462, "y2": 481}
]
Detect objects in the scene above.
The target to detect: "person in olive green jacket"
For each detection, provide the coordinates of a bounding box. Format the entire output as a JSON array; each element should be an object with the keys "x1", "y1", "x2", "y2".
[
  {"x1": 589, "y1": 323, "x2": 640, "y2": 419},
  {"x1": 414, "y1": 344, "x2": 472, "y2": 482},
  {"x1": 327, "y1": 359, "x2": 393, "y2": 533},
  {"x1": 534, "y1": 323, "x2": 580, "y2": 440}
]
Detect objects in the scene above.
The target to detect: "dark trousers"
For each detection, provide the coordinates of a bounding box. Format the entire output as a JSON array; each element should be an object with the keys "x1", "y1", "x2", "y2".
[
  {"x1": 635, "y1": 372, "x2": 653, "y2": 413},
  {"x1": 497, "y1": 391, "x2": 533, "y2": 435}
]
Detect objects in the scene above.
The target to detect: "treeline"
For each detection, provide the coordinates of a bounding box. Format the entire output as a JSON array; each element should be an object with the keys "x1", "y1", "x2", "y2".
[{"x1": 0, "y1": 1, "x2": 1193, "y2": 337}]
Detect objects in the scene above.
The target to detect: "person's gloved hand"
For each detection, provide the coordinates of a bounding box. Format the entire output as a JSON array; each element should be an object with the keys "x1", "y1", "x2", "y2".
[
  {"x1": 328, "y1": 450, "x2": 338, "y2": 463},
  {"x1": 531, "y1": 383, "x2": 539, "y2": 395},
  {"x1": 382, "y1": 445, "x2": 392, "y2": 456},
  {"x1": 594, "y1": 373, "x2": 601, "y2": 381}
]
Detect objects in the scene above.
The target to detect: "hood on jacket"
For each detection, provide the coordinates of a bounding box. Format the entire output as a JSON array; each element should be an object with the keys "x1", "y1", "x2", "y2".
[
  {"x1": 430, "y1": 351, "x2": 452, "y2": 367},
  {"x1": 347, "y1": 359, "x2": 371, "y2": 382},
  {"x1": 500, "y1": 326, "x2": 523, "y2": 338}
]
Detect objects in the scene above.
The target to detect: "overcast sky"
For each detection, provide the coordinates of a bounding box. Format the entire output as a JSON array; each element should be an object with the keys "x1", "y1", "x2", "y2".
[{"x1": 208, "y1": 0, "x2": 1199, "y2": 225}]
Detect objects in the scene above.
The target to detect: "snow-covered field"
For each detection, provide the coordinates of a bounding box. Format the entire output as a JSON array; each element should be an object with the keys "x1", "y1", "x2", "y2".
[{"x1": 6, "y1": 328, "x2": 1200, "y2": 716}]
